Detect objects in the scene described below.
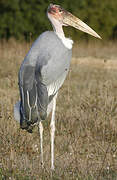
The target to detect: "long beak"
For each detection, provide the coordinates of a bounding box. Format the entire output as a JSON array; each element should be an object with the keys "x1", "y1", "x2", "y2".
[{"x1": 63, "y1": 12, "x2": 101, "y2": 39}]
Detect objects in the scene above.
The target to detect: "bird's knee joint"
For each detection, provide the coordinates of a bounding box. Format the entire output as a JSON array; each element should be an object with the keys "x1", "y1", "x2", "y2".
[
  {"x1": 50, "y1": 123, "x2": 55, "y2": 132},
  {"x1": 39, "y1": 122, "x2": 43, "y2": 133}
]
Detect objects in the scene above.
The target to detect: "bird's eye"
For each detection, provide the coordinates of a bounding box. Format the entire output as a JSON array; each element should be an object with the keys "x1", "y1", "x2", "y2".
[{"x1": 59, "y1": 9, "x2": 62, "y2": 13}]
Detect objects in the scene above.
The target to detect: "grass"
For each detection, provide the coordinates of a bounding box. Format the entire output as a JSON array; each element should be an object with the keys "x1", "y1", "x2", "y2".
[{"x1": 0, "y1": 39, "x2": 117, "y2": 180}]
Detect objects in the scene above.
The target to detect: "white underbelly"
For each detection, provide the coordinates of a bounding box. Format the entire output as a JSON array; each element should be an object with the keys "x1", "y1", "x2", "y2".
[
  {"x1": 47, "y1": 71, "x2": 67, "y2": 97},
  {"x1": 47, "y1": 72, "x2": 67, "y2": 116}
]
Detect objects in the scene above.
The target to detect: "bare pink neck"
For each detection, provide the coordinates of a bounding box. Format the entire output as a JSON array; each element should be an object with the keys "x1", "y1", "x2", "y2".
[
  {"x1": 53, "y1": 22, "x2": 65, "y2": 39},
  {"x1": 48, "y1": 13, "x2": 65, "y2": 39},
  {"x1": 47, "y1": 13, "x2": 73, "y2": 49}
]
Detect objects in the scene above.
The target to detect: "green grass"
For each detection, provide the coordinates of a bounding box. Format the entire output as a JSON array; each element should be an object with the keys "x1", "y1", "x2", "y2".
[{"x1": 0, "y1": 40, "x2": 117, "y2": 180}]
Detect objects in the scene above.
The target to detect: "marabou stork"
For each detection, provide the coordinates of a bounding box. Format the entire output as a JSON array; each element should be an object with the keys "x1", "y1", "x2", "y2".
[{"x1": 14, "y1": 4, "x2": 101, "y2": 170}]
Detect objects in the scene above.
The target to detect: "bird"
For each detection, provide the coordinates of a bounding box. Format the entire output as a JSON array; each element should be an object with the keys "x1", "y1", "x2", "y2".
[{"x1": 14, "y1": 3, "x2": 101, "y2": 170}]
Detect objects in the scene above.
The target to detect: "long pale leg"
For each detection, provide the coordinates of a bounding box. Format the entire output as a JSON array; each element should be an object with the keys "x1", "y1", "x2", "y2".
[
  {"x1": 39, "y1": 121, "x2": 44, "y2": 167},
  {"x1": 50, "y1": 94, "x2": 57, "y2": 170}
]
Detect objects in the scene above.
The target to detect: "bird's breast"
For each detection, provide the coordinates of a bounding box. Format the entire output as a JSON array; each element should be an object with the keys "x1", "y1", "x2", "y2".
[{"x1": 59, "y1": 37, "x2": 73, "y2": 49}]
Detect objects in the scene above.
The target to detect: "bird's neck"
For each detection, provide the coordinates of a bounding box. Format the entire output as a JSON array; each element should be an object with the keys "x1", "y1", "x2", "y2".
[
  {"x1": 48, "y1": 14, "x2": 73, "y2": 49},
  {"x1": 54, "y1": 23, "x2": 73, "y2": 49},
  {"x1": 54, "y1": 24, "x2": 65, "y2": 40}
]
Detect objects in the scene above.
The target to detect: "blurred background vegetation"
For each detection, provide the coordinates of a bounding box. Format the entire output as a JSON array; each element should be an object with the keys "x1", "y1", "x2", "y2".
[{"x1": 0, "y1": 0, "x2": 117, "y2": 41}]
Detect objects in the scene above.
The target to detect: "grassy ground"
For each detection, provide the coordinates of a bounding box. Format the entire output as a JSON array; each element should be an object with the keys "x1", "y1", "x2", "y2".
[{"x1": 0, "y1": 39, "x2": 117, "y2": 180}]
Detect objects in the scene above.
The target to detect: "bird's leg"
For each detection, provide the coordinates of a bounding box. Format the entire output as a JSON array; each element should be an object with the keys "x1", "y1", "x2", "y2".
[
  {"x1": 50, "y1": 93, "x2": 57, "y2": 170},
  {"x1": 39, "y1": 121, "x2": 44, "y2": 168}
]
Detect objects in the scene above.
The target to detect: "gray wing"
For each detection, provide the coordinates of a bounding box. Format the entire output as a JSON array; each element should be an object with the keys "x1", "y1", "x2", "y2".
[
  {"x1": 19, "y1": 31, "x2": 72, "y2": 131},
  {"x1": 19, "y1": 65, "x2": 49, "y2": 131}
]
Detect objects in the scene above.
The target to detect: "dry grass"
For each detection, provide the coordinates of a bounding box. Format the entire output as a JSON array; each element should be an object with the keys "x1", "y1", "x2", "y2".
[
  {"x1": 0, "y1": 39, "x2": 117, "y2": 180},
  {"x1": 73, "y1": 40, "x2": 117, "y2": 59}
]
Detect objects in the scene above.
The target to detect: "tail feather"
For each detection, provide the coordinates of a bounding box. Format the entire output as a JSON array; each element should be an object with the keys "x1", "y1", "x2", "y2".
[{"x1": 14, "y1": 101, "x2": 20, "y2": 123}]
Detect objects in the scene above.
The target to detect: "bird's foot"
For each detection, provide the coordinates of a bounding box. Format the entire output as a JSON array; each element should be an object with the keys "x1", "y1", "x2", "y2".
[
  {"x1": 41, "y1": 161, "x2": 44, "y2": 169},
  {"x1": 51, "y1": 165, "x2": 55, "y2": 171}
]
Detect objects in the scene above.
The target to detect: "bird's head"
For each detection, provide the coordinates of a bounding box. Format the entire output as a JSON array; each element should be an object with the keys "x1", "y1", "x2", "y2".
[{"x1": 47, "y1": 4, "x2": 101, "y2": 39}]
